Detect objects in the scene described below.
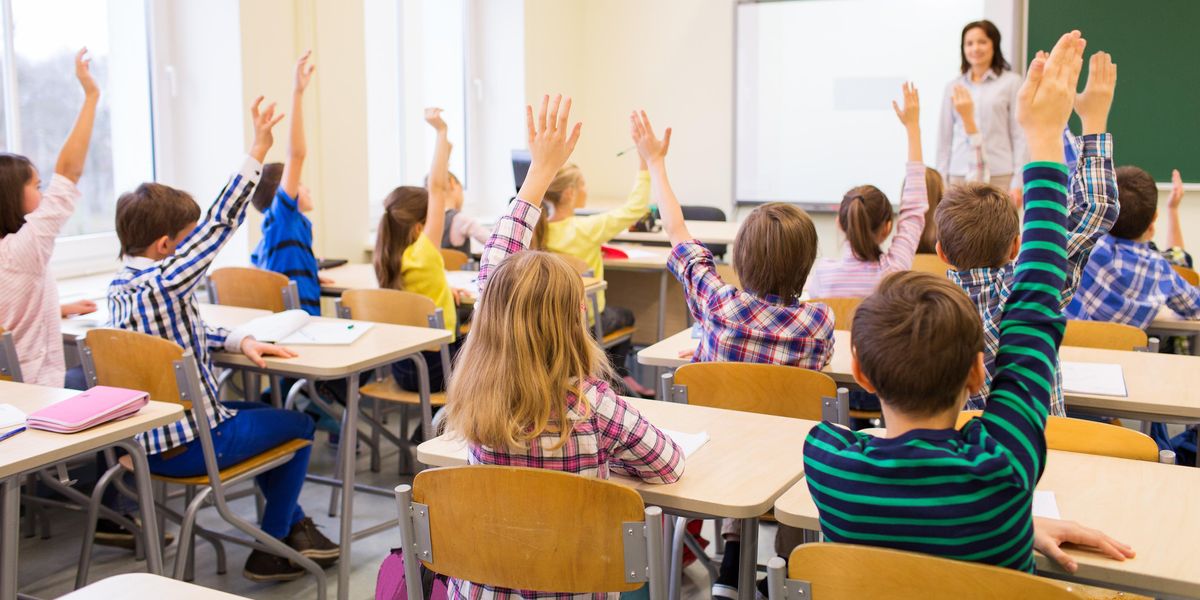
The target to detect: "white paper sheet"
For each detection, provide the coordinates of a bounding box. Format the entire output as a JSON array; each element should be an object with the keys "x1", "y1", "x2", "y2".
[
  {"x1": 619, "y1": 247, "x2": 665, "y2": 261},
  {"x1": 0, "y1": 404, "x2": 26, "y2": 429},
  {"x1": 278, "y1": 321, "x2": 374, "y2": 345},
  {"x1": 1032, "y1": 490, "x2": 1060, "y2": 519},
  {"x1": 661, "y1": 428, "x2": 710, "y2": 458},
  {"x1": 1061, "y1": 362, "x2": 1128, "y2": 397},
  {"x1": 444, "y1": 271, "x2": 480, "y2": 298}
]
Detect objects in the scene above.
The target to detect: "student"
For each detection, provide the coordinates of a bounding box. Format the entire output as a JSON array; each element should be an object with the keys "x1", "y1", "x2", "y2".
[
  {"x1": 108, "y1": 98, "x2": 338, "y2": 582},
  {"x1": 629, "y1": 109, "x2": 830, "y2": 598},
  {"x1": 936, "y1": 49, "x2": 1118, "y2": 416},
  {"x1": 1159, "y1": 169, "x2": 1192, "y2": 268},
  {"x1": 373, "y1": 108, "x2": 468, "y2": 393},
  {"x1": 1066, "y1": 165, "x2": 1200, "y2": 327},
  {"x1": 251, "y1": 51, "x2": 323, "y2": 316},
  {"x1": 444, "y1": 94, "x2": 683, "y2": 598},
  {"x1": 807, "y1": 83, "x2": 927, "y2": 298},
  {"x1": 437, "y1": 171, "x2": 489, "y2": 255},
  {"x1": 0, "y1": 49, "x2": 98, "y2": 387},
  {"x1": 914, "y1": 166, "x2": 945, "y2": 255},
  {"x1": 805, "y1": 32, "x2": 1135, "y2": 572},
  {"x1": 530, "y1": 147, "x2": 653, "y2": 397}
]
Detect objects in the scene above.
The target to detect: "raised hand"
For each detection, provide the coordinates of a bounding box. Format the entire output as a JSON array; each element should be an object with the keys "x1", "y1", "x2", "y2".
[
  {"x1": 1170, "y1": 169, "x2": 1184, "y2": 210},
  {"x1": 951, "y1": 85, "x2": 977, "y2": 134},
  {"x1": 891, "y1": 82, "x2": 920, "y2": 129},
  {"x1": 1018, "y1": 30, "x2": 1086, "y2": 162},
  {"x1": 527, "y1": 94, "x2": 582, "y2": 173},
  {"x1": 630, "y1": 110, "x2": 672, "y2": 165},
  {"x1": 294, "y1": 50, "x2": 316, "y2": 94},
  {"x1": 74, "y1": 47, "x2": 99, "y2": 98},
  {"x1": 425, "y1": 107, "x2": 448, "y2": 133},
  {"x1": 249, "y1": 96, "x2": 286, "y2": 163},
  {"x1": 1074, "y1": 51, "x2": 1116, "y2": 135}
]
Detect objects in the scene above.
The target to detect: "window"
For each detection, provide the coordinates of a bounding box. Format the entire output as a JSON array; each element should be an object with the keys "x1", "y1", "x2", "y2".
[{"x1": 0, "y1": 0, "x2": 154, "y2": 263}]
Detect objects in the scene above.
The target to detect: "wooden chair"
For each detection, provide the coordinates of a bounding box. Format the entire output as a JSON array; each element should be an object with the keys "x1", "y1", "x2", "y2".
[
  {"x1": 394, "y1": 466, "x2": 667, "y2": 600},
  {"x1": 77, "y1": 328, "x2": 323, "y2": 594},
  {"x1": 438, "y1": 248, "x2": 470, "y2": 271},
  {"x1": 767, "y1": 543, "x2": 1122, "y2": 600},
  {"x1": 1173, "y1": 264, "x2": 1199, "y2": 286},
  {"x1": 337, "y1": 289, "x2": 451, "y2": 473},
  {"x1": 1063, "y1": 320, "x2": 1150, "y2": 351},
  {"x1": 669, "y1": 362, "x2": 848, "y2": 423},
  {"x1": 0, "y1": 327, "x2": 22, "y2": 382},
  {"x1": 956, "y1": 411, "x2": 1159, "y2": 462},
  {"x1": 911, "y1": 253, "x2": 952, "y2": 277},
  {"x1": 809, "y1": 297, "x2": 861, "y2": 332},
  {"x1": 206, "y1": 266, "x2": 299, "y2": 312}
]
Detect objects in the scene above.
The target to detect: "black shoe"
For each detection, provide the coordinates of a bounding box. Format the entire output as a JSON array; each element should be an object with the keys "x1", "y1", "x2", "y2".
[
  {"x1": 243, "y1": 549, "x2": 306, "y2": 582},
  {"x1": 285, "y1": 517, "x2": 340, "y2": 567},
  {"x1": 95, "y1": 516, "x2": 175, "y2": 550}
]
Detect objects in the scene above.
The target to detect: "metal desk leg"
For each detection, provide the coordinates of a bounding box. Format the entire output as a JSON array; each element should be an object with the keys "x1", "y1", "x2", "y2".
[
  {"x1": 1, "y1": 476, "x2": 19, "y2": 600},
  {"x1": 738, "y1": 517, "x2": 759, "y2": 600},
  {"x1": 115, "y1": 440, "x2": 163, "y2": 575},
  {"x1": 657, "y1": 270, "x2": 669, "y2": 342},
  {"x1": 337, "y1": 377, "x2": 360, "y2": 600}
]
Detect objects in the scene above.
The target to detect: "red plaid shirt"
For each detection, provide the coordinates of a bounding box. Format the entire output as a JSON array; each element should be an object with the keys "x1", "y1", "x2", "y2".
[{"x1": 668, "y1": 241, "x2": 835, "y2": 369}]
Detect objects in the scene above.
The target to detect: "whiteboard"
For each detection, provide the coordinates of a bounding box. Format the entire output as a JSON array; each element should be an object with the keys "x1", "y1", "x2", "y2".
[{"x1": 735, "y1": 0, "x2": 992, "y2": 209}]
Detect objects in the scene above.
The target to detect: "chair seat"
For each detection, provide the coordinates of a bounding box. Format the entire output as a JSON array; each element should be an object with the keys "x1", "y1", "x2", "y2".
[
  {"x1": 602, "y1": 326, "x2": 636, "y2": 346},
  {"x1": 120, "y1": 439, "x2": 312, "y2": 486},
  {"x1": 360, "y1": 378, "x2": 448, "y2": 406}
]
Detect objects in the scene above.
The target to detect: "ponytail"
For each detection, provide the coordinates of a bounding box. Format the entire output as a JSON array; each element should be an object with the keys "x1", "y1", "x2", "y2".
[
  {"x1": 373, "y1": 186, "x2": 430, "y2": 290},
  {"x1": 837, "y1": 185, "x2": 893, "y2": 263}
]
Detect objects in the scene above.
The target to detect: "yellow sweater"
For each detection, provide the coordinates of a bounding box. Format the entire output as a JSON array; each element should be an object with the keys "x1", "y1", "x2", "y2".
[
  {"x1": 545, "y1": 171, "x2": 650, "y2": 314},
  {"x1": 401, "y1": 233, "x2": 457, "y2": 338}
]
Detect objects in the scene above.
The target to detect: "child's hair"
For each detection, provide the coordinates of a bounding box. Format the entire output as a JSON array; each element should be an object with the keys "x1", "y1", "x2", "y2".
[
  {"x1": 0, "y1": 153, "x2": 35, "y2": 237},
  {"x1": 529, "y1": 164, "x2": 584, "y2": 250},
  {"x1": 373, "y1": 186, "x2": 430, "y2": 290},
  {"x1": 1110, "y1": 166, "x2": 1158, "y2": 240},
  {"x1": 916, "y1": 167, "x2": 945, "y2": 254},
  {"x1": 250, "y1": 162, "x2": 285, "y2": 213},
  {"x1": 934, "y1": 183, "x2": 1018, "y2": 269},
  {"x1": 115, "y1": 183, "x2": 201, "y2": 257},
  {"x1": 445, "y1": 250, "x2": 614, "y2": 450},
  {"x1": 960, "y1": 20, "x2": 1011, "y2": 76},
  {"x1": 838, "y1": 185, "x2": 893, "y2": 262},
  {"x1": 733, "y1": 202, "x2": 818, "y2": 299},
  {"x1": 852, "y1": 270, "x2": 983, "y2": 416}
]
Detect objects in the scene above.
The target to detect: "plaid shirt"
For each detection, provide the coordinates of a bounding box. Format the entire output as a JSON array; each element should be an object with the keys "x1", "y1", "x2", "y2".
[
  {"x1": 949, "y1": 134, "x2": 1118, "y2": 415},
  {"x1": 454, "y1": 197, "x2": 684, "y2": 600},
  {"x1": 1065, "y1": 235, "x2": 1200, "y2": 329},
  {"x1": 107, "y1": 157, "x2": 262, "y2": 454},
  {"x1": 667, "y1": 241, "x2": 834, "y2": 369}
]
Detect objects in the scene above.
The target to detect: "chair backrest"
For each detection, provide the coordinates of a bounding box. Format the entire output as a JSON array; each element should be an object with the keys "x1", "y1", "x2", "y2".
[
  {"x1": 772, "y1": 543, "x2": 1091, "y2": 600},
  {"x1": 553, "y1": 252, "x2": 592, "y2": 276},
  {"x1": 439, "y1": 248, "x2": 470, "y2": 271},
  {"x1": 81, "y1": 328, "x2": 187, "y2": 407},
  {"x1": 910, "y1": 253, "x2": 951, "y2": 277},
  {"x1": 403, "y1": 466, "x2": 657, "y2": 594},
  {"x1": 809, "y1": 297, "x2": 861, "y2": 332},
  {"x1": 1063, "y1": 320, "x2": 1148, "y2": 351},
  {"x1": 1173, "y1": 264, "x2": 1200, "y2": 286},
  {"x1": 673, "y1": 362, "x2": 835, "y2": 421},
  {"x1": 956, "y1": 411, "x2": 1159, "y2": 462},
  {"x1": 339, "y1": 288, "x2": 437, "y2": 328},
  {"x1": 0, "y1": 327, "x2": 21, "y2": 382},
  {"x1": 681, "y1": 205, "x2": 729, "y2": 257},
  {"x1": 207, "y1": 267, "x2": 296, "y2": 312}
]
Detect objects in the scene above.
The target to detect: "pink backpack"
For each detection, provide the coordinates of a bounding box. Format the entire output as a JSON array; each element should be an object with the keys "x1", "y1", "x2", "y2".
[{"x1": 376, "y1": 549, "x2": 448, "y2": 600}]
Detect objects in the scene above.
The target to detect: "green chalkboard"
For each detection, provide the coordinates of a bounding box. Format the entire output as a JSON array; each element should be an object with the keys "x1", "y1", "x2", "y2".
[{"x1": 1027, "y1": 0, "x2": 1200, "y2": 182}]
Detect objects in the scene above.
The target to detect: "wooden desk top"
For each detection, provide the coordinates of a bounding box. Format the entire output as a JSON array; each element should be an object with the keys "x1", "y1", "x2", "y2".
[
  {"x1": 60, "y1": 573, "x2": 250, "y2": 599},
  {"x1": 319, "y1": 262, "x2": 606, "y2": 297},
  {"x1": 772, "y1": 449, "x2": 1200, "y2": 598},
  {"x1": 639, "y1": 329, "x2": 1200, "y2": 421},
  {"x1": 0, "y1": 381, "x2": 183, "y2": 480},
  {"x1": 417, "y1": 397, "x2": 817, "y2": 518},
  {"x1": 613, "y1": 220, "x2": 740, "y2": 246}
]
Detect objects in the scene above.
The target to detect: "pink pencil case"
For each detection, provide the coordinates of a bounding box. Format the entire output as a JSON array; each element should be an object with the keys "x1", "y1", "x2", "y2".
[{"x1": 26, "y1": 386, "x2": 149, "y2": 433}]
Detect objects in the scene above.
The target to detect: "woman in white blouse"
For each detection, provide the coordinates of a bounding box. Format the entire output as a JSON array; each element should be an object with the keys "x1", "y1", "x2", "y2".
[{"x1": 937, "y1": 20, "x2": 1026, "y2": 198}]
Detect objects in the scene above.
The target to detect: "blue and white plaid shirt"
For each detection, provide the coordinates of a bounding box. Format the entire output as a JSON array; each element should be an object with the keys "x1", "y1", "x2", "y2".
[
  {"x1": 949, "y1": 134, "x2": 1118, "y2": 416},
  {"x1": 1066, "y1": 236, "x2": 1200, "y2": 329},
  {"x1": 107, "y1": 157, "x2": 262, "y2": 454}
]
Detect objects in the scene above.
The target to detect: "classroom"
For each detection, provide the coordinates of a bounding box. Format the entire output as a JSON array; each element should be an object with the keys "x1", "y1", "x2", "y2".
[{"x1": 1, "y1": 0, "x2": 1198, "y2": 599}]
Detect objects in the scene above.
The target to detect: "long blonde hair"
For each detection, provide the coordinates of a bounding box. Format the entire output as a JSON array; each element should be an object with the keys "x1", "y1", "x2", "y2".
[
  {"x1": 445, "y1": 250, "x2": 613, "y2": 450},
  {"x1": 374, "y1": 186, "x2": 429, "y2": 289},
  {"x1": 530, "y1": 164, "x2": 584, "y2": 250}
]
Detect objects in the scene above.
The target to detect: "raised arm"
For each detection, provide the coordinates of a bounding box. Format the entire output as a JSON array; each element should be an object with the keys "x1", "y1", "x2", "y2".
[
  {"x1": 422, "y1": 108, "x2": 451, "y2": 248},
  {"x1": 280, "y1": 51, "x2": 314, "y2": 199},
  {"x1": 1166, "y1": 169, "x2": 1185, "y2": 250},
  {"x1": 630, "y1": 110, "x2": 689, "y2": 245},
  {"x1": 881, "y1": 83, "x2": 927, "y2": 272},
  {"x1": 952, "y1": 84, "x2": 990, "y2": 182},
  {"x1": 55, "y1": 48, "x2": 100, "y2": 183},
  {"x1": 1007, "y1": 72, "x2": 1029, "y2": 192}
]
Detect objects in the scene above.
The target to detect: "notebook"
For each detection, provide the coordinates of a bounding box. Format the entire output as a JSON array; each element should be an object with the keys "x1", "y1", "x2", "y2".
[
  {"x1": 1061, "y1": 362, "x2": 1127, "y2": 397},
  {"x1": 0, "y1": 404, "x2": 25, "y2": 429},
  {"x1": 235, "y1": 310, "x2": 374, "y2": 345},
  {"x1": 661, "y1": 428, "x2": 710, "y2": 458},
  {"x1": 26, "y1": 386, "x2": 148, "y2": 434}
]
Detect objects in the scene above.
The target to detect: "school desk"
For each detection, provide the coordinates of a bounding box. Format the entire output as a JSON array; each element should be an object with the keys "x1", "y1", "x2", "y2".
[
  {"x1": 772, "y1": 448, "x2": 1200, "y2": 599},
  {"x1": 416, "y1": 397, "x2": 817, "y2": 600},
  {"x1": 612, "y1": 220, "x2": 741, "y2": 246},
  {"x1": 0, "y1": 381, "x2": 183, "y2": 600},
  {"x1": 638, "y1": 329, "x2": 1200, "y2": 424},
  {"x1": 1147, "y1": 314, "x2": 1200, "y2": 356},
  {"x1": 317, "y1": 262, "x2": 607, "y2": 301},
  {"x1": 61, "y1": 573, "x2": 250, "y2": 599}
]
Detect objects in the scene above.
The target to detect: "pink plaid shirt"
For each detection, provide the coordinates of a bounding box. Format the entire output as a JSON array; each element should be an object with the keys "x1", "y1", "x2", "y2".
[
  {"x1": 451, "y1": 197, "x2": 684, "y2": 600},
  {"x1": 668, "y1": 241, "x2": 835, "y2": 369}
]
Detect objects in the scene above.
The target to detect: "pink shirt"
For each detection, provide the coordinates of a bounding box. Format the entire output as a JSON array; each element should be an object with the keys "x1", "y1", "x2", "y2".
[
  {"x1": 806, "y1": 162, "x2": 928, "y2": 298},
  {"x1": 0, "y1": 174, "x2": 79, "y2": 386}
]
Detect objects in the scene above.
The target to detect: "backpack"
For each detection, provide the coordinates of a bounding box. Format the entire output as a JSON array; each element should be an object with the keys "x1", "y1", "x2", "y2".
[{"x1": 376, "y1": 548, "x2": 448, "y2": 600}]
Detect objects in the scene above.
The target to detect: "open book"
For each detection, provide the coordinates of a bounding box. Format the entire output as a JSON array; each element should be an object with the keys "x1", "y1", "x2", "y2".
[{"x1": 235, "y1": 310, "x2": 374, "y2": 345}]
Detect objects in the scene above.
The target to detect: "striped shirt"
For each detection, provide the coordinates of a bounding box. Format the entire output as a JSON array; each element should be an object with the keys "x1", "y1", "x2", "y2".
[
  {"x1": 107, "y1": 157, "x2": 262, "y2": 455},
  {"x1": 668, "y1": 240, "x2": 834, "y2": 369},
  {"x1": 949, "y1": 134, "x2": 1118, "y2": 416},
  {"x1": 807, "y1": 161, "x2": 929, "y2": 298},
  {"x1": 804, "y1": 160, "x2": 1069, "y2": 572},
  {"x1": 452, "y1": 196, "x2": 684, "y2": 600},
  {"x1": 1065, "y1": 235, "x2": 1200, "y2": 329},
  {"x1": 251, "y1": 188, "x2": 321, "y2": 315},
  {"x1": 0, "y1": 174, "x2": 80, "y2": 387}
]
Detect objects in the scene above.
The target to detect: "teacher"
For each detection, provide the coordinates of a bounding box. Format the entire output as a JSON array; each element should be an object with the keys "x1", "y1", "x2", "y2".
[{"x1": 937, "y1": 19, "x2": 1027, "y2": 195}]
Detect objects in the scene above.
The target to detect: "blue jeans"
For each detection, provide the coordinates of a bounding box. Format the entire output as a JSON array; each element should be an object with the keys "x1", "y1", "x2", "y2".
[{"x1": 147, "y1": 402, "x2": 315, "y2": 539}]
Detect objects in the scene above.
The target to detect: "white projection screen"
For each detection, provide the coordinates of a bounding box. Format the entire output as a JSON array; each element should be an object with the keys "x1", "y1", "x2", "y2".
[{"x1": 735, "y1": 0, "x2": 1016, "y2": 210}]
